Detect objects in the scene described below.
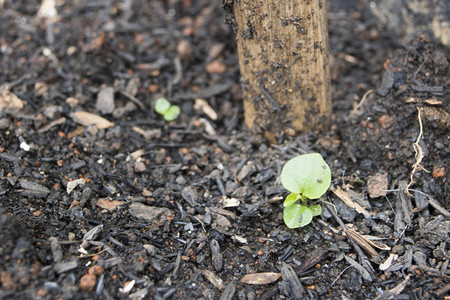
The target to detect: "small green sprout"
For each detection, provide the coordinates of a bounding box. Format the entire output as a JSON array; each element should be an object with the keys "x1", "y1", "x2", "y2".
[
  {"x1": 154, "y1": 98, "x2": 180, "y2": 121},
  {"x1": 280, "y1": 153, "x2": 331, "y2": 228}
]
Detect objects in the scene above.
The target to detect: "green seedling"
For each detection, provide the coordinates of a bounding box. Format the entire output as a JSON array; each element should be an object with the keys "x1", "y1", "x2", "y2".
[
  {"x1": 280, "y1": 153, "x2": 331, "y2": 228},
  {"x1": 155, "y1": 98, "x2": 180, "y2": 121}
]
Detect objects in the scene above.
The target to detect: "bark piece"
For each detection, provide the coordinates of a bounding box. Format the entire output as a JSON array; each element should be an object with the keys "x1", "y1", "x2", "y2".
[{"x1": 281, "y1": 263, "x2": 304, "y2": 300}]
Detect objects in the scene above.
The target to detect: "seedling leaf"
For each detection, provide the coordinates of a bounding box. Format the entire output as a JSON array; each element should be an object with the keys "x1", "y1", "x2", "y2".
[
  {"x1": 155, "y1": 98, "x2": 171, "y2": 114},
  {"x1": 280, "y1": 153, "x2": 331, "y2": 199},
  {"x1": 309, "y1": 204, "x2": 322, "y2": 217},
  {"x1": 283, "y1": 204, "x2": 313, "y2": 228},
  {"x1": 283, "y1": 192, "x2": 299, "y2": 207},
  {"x1": 163, "y1": 105, "x2": 180, "y2": 121}
]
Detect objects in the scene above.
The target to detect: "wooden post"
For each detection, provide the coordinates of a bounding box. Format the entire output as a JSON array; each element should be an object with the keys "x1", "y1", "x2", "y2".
[{"x1": 224, "y1": 0, "x2": 331, "y2": 139}]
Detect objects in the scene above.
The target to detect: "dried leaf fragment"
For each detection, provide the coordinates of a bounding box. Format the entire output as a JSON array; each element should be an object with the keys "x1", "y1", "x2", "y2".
[{"x1": 240, "y1": 272, "x2": 281, "y2": 285}]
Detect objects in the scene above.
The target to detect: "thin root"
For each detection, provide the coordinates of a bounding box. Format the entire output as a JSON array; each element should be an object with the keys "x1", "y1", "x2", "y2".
[
  {"x1": 352, "y1": 89, "x2": 374, "y2": 113},
  {"x1": 406, "y1": 107, "x2": 429, "y2": 195}
]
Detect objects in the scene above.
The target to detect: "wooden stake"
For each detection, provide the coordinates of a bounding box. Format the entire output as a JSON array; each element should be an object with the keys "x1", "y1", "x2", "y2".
[{"x1": 230, "y1": 0, "x2": 331, "y2": 136}]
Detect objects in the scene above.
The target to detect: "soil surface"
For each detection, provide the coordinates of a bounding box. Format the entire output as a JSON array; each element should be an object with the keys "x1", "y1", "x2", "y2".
[{"x1": 0, "y1": 1, "x2": 449, "y2": 299}]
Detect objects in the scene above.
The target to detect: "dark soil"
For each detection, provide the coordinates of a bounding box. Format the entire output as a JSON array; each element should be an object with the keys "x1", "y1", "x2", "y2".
[{"x1": 0, "y1": 1, "x2": 449, "y2": 299}]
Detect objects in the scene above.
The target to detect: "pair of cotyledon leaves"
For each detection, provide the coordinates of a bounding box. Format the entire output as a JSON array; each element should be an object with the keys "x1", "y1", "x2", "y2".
[
  {"x1": 281, "y1": 153, "x2": 331, "y2": 228},
  {"x1": 155, "y1": 98, "x2": 180, "y2": 121}
]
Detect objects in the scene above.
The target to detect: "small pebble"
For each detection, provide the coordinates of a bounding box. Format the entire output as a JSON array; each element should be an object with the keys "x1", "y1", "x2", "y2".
[{"x1": 79, "y1": 273, "x2": 97, "y2": 292}]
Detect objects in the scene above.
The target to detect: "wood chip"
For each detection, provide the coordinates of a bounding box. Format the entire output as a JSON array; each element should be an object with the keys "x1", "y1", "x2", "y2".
[
  {"x1": 434, "y1": 282, "x2": 450, "y2": 297},
  {"x1": 129, "y1": 149, "x2": 145, "y2": 161},
  {"x1": 240, "y1": 272, "x2": 281, "y2": 285},
  {"x1": 205, "y1": 60, "x2": 226, "y2": 74},
  {"x1": 424, "y1": 98, "x2": 442, "y2": 105},
  {"x1": 428, "y1": 197, "x2": 450, "y2": 217},
  {"x1": 70, "y1": 111, "x2": 114, "y2": 129},
  {"x1": 201, "y1": 269, "x2": 225, "y2": 290}
]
